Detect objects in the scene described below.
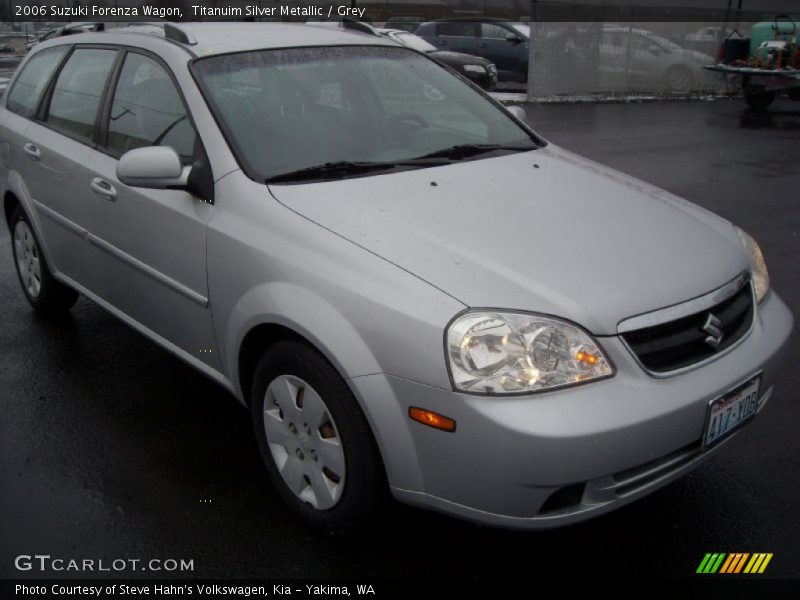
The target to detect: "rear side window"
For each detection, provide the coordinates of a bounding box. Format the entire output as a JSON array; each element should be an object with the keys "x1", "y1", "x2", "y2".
[
  {"x1": 437, "y1": 23, "x2": 477, "y2": 38},
  {"x1": 6, "y1": 47, "x2": 67, "y2": 118},
  {"x1": 46, "y1": 48, "x2": 117, "y2": 142},
  {"x1": 106, "y1": 53, "x2": 195, "y2": 163}
]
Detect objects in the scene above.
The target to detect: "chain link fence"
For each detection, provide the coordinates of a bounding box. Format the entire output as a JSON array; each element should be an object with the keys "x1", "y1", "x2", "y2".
[{"x1": 527, "y1": 21, "x2": 756, "y2": 98}]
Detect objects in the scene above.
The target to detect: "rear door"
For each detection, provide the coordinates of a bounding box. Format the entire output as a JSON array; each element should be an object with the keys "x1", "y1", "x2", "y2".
[
  {"x1": 1, "y1": 46, "x2": 67, "y2": 207},
  {"x1": 16, "y1": 46, "x2": 118, "y2": 288},
  {"x1": 83, "y1": 50, "x2": 218, "y2": 369}
]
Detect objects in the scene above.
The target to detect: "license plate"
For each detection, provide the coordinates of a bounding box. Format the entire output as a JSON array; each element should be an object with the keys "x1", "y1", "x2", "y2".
[{"x1": 703, "y1": 376, "x2": 760, "y2": 449}]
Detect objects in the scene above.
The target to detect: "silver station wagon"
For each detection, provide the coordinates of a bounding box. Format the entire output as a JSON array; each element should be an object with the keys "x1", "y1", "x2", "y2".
[{"x1": 0, "y1": 22, "x2": 793, "y2": 533}]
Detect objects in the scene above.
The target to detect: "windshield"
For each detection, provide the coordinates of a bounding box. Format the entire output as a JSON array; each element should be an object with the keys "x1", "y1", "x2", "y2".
[
  {"x1": 393, "y1": 32, "x2": 437, "y2": 53},
  {"x1": 192, "y1": 46, "x2": 537, "y2": 182},
  {"x1": 509, "y1": 23, "x2": 530, "y2": 39}
]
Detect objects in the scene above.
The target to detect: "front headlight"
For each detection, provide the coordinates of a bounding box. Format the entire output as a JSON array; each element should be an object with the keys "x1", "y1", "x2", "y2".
[
  {"x1": 446, "y1": 311, "x2": 614, "y2": 395},
  {"x1": 463, "y1": 64, "x2": 487, "y2": 74},
  {"x1": 735, "y1": 226, "x2": 770, "y2": 303}
]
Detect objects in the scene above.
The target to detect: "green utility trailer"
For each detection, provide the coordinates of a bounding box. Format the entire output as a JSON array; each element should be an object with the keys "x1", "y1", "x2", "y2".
[{"x1": 705, "y1": 15, "x2": 800, "y2": 109}]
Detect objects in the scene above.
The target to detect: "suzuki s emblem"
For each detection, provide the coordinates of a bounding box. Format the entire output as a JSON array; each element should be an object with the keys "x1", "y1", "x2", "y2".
[{"x1": 702, "y1": 314, "x2": 724, "y2": 349}]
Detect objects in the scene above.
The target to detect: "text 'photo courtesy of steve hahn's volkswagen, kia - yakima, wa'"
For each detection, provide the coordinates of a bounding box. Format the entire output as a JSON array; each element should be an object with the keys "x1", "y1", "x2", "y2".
[{"x1": 0, "y1": 21, "x2": 793, "y2": 533}]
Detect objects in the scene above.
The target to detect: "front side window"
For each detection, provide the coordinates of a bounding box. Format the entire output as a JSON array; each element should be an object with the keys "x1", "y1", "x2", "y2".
[
  {"x1": 629, "y1": 34, "x2": 659, "y2": 53},
  {"x1": 46, "y1": 48, "x2": 117, "y2": 142},
  {"x1": 106, "y1": 53, "x2": 195, "y2": 163},
  {"x1": 510, "y1": 23, "x2": 531, "y2": 39},
  {"x1": 481, "y1": 24, "x2": 511, "y2": 40},
  {"x1": 6, "y1": 46, "x2": 67, "y2": 118},
  {"x1": 601, "y1": 31, "x2": 624, "y2": 48},
  {"x1": 193, "y1": 46, "x2": 537, "y2": 182}
]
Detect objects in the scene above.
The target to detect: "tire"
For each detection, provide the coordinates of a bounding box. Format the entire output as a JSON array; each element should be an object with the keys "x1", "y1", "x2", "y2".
[
  {"x1": 250, "y1": 340, "x2": 385, "y2": 534},
  {"x1": 744, "y1": 78, "x2": 776, "y2": 110},
  {"x1": 9, "y1": 205, "x2": 77, "y2": 316},
  {"x1": 664, "y1": 65, "x2": 694, "y2": 93},
  {"x1": 744, "y1": 89, "x2": 776, "y2": 110}
]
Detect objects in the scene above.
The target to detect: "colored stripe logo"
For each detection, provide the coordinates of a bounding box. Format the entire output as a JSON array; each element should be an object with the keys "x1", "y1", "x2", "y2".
[{"x1": 697, "y1": 552, "x2": 773, "y2": 574}]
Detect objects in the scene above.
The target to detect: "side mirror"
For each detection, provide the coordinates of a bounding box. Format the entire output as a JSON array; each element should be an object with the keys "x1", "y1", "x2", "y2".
[
  {"x1": 506, "y1": 33, "x2": 522, "y2": 44},
  {"x1": 116, "y1": 146, "x2": 190, "y2": 190},
  {"x1": 505, "y1": 105, "x2": 526, "y2": 122},
  {"x1": 648, "y1": 44, "x2": 663, "y2": 55}
]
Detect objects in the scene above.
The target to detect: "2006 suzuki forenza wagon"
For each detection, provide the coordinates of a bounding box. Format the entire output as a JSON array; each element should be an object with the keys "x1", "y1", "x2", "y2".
[{"x1": 0, "y1": 22, "x2": 793, "y2": 533}]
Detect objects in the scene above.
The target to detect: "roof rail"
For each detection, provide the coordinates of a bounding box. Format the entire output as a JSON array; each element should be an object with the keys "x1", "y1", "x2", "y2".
[
  {"x1": 305, "y1": 18, "x2": 379, "y2": 37},
  {"x1": 123, "y1": 22, "x2": 197, "y2": 45},
  {"x1": 340, "y1": 17, "x2": 378, "y2": 36},
  {"x1": 57, "y1": 22, "x2": 104, "y2": 37},
  {"x1": 163, "y1": 23, "x2": 197, "y2": 45}
]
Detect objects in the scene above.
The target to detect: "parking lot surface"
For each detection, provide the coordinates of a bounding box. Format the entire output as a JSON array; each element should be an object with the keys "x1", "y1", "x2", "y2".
[{"x1": 1, "y1": 98, "x2": 798, "y2": 579}]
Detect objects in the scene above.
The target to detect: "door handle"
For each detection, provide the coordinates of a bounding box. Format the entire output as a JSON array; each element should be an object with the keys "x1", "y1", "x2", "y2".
[
  {"x1": 89, "y1": 177, "x2": 117, "y2": 201},
  {"x1": 22, "y1": 143, "x2": 40, "y2": 161},
  {"x1": 437, "y1": 40, "x2": 447, "y2": 46}
]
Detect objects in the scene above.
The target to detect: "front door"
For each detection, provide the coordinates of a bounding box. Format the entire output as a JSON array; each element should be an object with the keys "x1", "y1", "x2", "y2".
[
  {"x1": 84, "y1": 50, "x2": 219, "y2": 370},
  {"x1": 479, "y1": 23, "x2": 526, "y2": 79}
]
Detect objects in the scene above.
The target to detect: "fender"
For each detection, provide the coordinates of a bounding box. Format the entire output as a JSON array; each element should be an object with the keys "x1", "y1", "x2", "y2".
[
  {"x1": 3, "y1": 169, "x2": 61, "y2": 278},
  {"x1": 226, "y1": 281, "x2": 382, "y2": 404},
  {"x1": 226, "y1": 282, "x2": 430, "y2": 492}
]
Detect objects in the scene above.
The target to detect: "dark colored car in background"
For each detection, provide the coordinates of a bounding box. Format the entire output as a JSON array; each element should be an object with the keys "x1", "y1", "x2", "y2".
[
  {"x1": 378, "y1": 28, "x2": 497, "y2": 90},
  {"x1": 415, "y1": 19, "x2": 530, "y2": 83}
]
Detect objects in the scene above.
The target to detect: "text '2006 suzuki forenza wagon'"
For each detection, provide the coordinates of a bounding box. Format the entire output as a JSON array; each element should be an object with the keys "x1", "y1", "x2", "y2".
[{"x1": 0, "y1": 22, "x2": 793, "y2": 533}]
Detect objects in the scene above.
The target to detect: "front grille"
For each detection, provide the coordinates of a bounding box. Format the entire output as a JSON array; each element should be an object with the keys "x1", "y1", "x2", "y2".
[{"x1": 622, "y1": 282, "x2": 754, "y2": 374}]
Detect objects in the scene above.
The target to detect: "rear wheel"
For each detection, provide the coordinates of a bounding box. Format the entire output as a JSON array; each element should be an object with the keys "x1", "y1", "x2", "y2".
[
  {"x1": 10, "y1": 205, "x2": 77, "y2": 316},
  {"x1": 250, "y1": 340, "x2": 384, "y2": 534}
]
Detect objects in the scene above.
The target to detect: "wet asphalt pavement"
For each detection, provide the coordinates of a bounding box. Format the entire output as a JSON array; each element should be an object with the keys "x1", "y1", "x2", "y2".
[{"x1": 1, "y1": 97, "x2": 799, "y2": 582}]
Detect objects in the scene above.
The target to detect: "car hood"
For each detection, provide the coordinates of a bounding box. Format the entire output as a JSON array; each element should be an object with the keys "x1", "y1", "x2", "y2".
[{"x1": 269, "y1": 145, "x2": 746, "y2": 335}]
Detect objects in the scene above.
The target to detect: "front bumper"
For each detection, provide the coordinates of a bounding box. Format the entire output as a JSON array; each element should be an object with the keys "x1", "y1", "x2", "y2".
[{"x1": 348, "y1": 291, "x2": 794, "y2": 529}]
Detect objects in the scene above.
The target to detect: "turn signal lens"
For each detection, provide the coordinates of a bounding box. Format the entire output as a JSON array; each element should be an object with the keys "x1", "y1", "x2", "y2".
[
  {"x1": 409, "y1": 407, "x2": 456, "y2": 432},
  {"x1": 575, "y1": 349, "x2": 599, "y2": 365}
]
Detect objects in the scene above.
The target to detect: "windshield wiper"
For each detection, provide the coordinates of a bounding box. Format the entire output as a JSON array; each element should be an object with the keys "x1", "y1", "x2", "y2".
[
  {"x1": 265, "y1": 161, "x2": 400, "y2": 184},
  {"x1": 265, "y1": 159, "x2": 451, "y2": 184},
  {"x1": 413, "y1": 143, "x2": 536, "y2": 161},
  {"x1": 265, "y1": 146, "x2": 536, "y2": 183}
]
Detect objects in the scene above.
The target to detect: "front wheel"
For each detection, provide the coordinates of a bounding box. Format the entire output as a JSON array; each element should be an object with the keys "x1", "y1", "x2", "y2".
[
  {"x1": 743, "y1": 78, "x2": 777, "y2": 110},
  {"x1": 250, "y1": 340, "x2": 385, "y2": 534},
  {"x1": 10, "y1": 205, "x2": 77, "y2": 316}
]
